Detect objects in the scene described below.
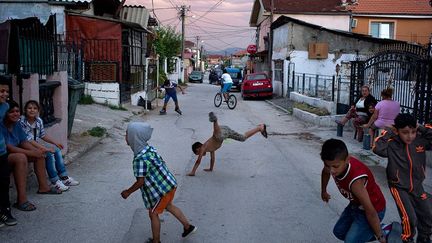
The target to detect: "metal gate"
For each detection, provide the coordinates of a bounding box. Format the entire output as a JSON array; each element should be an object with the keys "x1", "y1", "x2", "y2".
[{"x1": 350, "y1": 43, "x2": 432, "y2": 124}]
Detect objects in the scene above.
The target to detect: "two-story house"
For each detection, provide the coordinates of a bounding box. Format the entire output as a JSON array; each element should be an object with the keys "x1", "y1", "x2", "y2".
[{"x1": 350, "y1": 0, "x2": 432, "y2": 45}]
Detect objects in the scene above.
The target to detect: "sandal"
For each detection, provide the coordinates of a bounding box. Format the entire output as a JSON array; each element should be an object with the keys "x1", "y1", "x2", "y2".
[
  {"x1": 37, "y1": 187, "x2": 62, "y2": 195},
  {"x1": 13, "y1": 201, "x2": 36, "y2": 211},
  {"x1": 261, "y1": 124, "x2": 268, "y2": 138}
]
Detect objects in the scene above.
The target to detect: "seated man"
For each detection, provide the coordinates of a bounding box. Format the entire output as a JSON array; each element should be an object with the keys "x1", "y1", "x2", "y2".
[{"x1": 188, "y1": 112, "x2": 267, "y2": 176}]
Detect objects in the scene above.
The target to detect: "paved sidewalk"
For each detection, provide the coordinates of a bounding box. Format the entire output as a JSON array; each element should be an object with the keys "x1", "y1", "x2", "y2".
[{"x1": 64, "y1": 103, "x2": 145, "y2": 164}]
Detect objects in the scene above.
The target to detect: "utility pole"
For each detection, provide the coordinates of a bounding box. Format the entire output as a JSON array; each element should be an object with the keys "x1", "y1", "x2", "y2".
[
  {"x1": 180, "y1": 5, "x2": 188, "y2": 63},
  {"x1": 195, "y1": 36, "x2": 200, "y2": 70}
]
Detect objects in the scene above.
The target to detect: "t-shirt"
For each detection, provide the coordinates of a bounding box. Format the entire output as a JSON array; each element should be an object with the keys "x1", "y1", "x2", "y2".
[
  {"x1": 374, "y1": 100, "x2": 400, "y2": 128},
  {"x1": 1, "y1": 122, "x2": 28, "y2": 147},
  {"x1": 334, "y1": 157, "x2": 386, "y2": 212},
  {"x1": 161, "y1": 81, "x2": 177, "y2": 95},
  {"x1": 221, "y1": 73, "x2": 233, "y2": 84},
  {"x1": 19, "y1": 116, "x2": 46, "y2": 141},
  {"x1": 0, "y1": 102, "x2": 9, "y2": 155}
]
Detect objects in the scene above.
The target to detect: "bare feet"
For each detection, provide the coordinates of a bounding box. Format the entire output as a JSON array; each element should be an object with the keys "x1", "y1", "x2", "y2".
[{"x1": 203, "y1": 168, "x2": 213, "y2": 172}]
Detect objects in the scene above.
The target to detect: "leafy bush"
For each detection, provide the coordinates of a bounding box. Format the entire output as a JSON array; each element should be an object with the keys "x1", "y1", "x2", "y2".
[
  {"x1": 294, "y1": 102, "x2": 330, "y2": 116},
  {"x1": 88, "y1": 126, "x2": 106, "y2": 137},
  {"x1": 78, "y1": 95, "x2": 94, "y2": 105}
]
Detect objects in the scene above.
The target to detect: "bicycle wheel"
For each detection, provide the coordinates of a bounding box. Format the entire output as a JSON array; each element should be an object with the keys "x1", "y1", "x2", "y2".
[
  {"x1": 227, "y1": 94, "x2": 237, "y2": 109},
  {"x1": 214, "y1": 93, "x2": 222, "y2": 107}
]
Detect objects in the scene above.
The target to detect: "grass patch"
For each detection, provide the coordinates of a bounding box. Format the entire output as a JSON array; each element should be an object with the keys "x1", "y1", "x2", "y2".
[
  {"x1": 294, "y1": 102, "x2": 330, "y2": 116},
  {"x1": 78, "y1": 95, "x2": 95, "y2": 105},
  {"x1": 108, "y1": 105, "x2": 128, "y2": 111},
  {"x1": 87, "y1": 126, "x2": 106, "y2": 137}
]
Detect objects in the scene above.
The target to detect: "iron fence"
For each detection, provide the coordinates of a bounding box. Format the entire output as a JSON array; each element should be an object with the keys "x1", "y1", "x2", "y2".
[{"x1": 290, "y1": 72, "x2": 336, "y2": 101}]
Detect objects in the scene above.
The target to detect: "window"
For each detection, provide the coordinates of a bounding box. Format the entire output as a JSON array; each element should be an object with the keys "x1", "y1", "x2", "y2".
[
  {"x1": 370, "y1": 22, "x2": 394, "y2": 39},
  {"x1": 274, "y1": 60, "x2": 283, "y2": 82}
]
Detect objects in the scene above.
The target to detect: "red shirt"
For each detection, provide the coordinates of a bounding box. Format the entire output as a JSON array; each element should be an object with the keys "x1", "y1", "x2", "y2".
[{"x1": 334, "y1": 157, "x2": 386, "y2": 212}]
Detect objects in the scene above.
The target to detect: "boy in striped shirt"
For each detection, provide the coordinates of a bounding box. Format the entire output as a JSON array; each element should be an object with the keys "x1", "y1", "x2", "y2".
[{"x1": 121, "y1": 122, "x2": 196, "y2": 243}]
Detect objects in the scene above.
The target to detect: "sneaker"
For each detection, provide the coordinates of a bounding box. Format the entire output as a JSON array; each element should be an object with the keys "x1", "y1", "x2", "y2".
[
  {"x1": 384, "y1": 221, "x2": 402, "y2": 243},
  {"x1": 0, "y1": 220, "x2": 4, "y2": 228},
  {"x1": 62, "y1": 177, "x2": 79, "y2": 186},
  {"x1": 175, "y1": 108, "x2": 182, "y2": 115},
  {"x1": 182, "y1": 225, "x2": 197, "y2": 238},
  {"x1": 53, "y1": 180, "x2": 69, "y2": 191},
  {"x1": 0, "y1": 208, "x2": 17, "y2": 226},
  {"x1": 209, "y1": 112, "x2": 217, "y2": 122},
  {"x1": 159, "y1": 109, "x2": 166, "y2": 115}
]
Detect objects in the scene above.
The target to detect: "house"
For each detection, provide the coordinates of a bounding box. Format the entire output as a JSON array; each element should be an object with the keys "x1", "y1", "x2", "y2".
[
  {"x1": 349, "y1": 0, "x2": 432, "y2": 45},
  {"x1": 231, "y1": 50, "x2": 249, "y2": 68},
  {"x1": 207, "y1": 54, "x2": 224, "y2": 66},
  {"x1": 270, "y1": 16, "x2": 404, "y2": 111},
  {"x1": 249, "y1": 0, "x2": 351, "y2": 74},
  {"x1": 0, "y1": 0, "x2": 152, "y2": 153}
]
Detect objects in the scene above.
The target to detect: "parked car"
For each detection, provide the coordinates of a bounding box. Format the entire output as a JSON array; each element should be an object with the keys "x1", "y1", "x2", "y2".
[
  {"x1": 209, "y1": 70, "x2": 219, "y2": 84},
  {"x1": 241, "y1": 73, "x2": 273, "y2": 99},
  {"x1": 189, "y1": 71, "x2": 203, "y2": 83},
  {"x1": 225, "y1": 67, "x2": 243, "y2": 91}
]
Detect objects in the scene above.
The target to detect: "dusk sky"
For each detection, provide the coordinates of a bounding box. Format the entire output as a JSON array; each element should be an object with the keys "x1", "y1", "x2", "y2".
[{"x1": 124, "y1": 0, "x2": 256, "y2": 52}]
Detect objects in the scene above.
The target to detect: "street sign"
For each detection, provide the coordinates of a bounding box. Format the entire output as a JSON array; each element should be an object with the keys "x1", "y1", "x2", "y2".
[{"x1": 247, "y1": 44, "x2": 257, "y2": 54}]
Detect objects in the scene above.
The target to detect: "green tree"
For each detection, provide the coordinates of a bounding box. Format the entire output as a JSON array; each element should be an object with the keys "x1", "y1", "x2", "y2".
[{"x1": 153, "y1": 27, "x2": 181, "y2": 73}]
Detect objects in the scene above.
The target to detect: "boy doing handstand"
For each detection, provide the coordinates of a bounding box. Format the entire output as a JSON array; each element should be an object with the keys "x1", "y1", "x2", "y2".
[{"x1": 188, "y1": 112, "x2": 267, "y2": 176}]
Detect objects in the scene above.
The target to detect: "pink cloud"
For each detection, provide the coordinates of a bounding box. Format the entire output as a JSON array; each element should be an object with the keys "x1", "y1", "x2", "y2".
[{"x1": 124, "y1": 0, "x2": 256, "y2": 51}]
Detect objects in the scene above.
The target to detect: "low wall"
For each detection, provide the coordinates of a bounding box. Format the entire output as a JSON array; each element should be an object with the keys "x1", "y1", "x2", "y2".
[
  {"x1": 290, "y1": 91, "x2": 336, "y2": 114},
  {"x1": 85, "y1": 82, "x2": 120, "y2": 106}
]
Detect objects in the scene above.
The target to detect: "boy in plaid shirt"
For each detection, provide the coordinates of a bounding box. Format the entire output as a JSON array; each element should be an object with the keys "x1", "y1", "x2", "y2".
[{"x1": 121, "y1": 122, "x2": 196, "y2": 243}]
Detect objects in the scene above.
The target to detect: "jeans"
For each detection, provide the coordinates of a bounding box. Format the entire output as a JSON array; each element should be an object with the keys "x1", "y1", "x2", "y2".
[
  {"x1": 333, "y1": 204, "x2": 385, "y2": 243},
  {"x1": 0, "y1": 153, "x2": 10, "y2": 209},
  {"x1": 45, "y1": 147, "x2": 68, "y2": 184}
]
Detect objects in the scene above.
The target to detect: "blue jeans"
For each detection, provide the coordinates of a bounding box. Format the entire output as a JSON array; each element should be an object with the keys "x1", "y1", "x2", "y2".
[
  {"x1": 45, "y1": 147, "x2": 68, "y2": 183},
  {"x1": 333, "y1": 204, "x2": 385, "y2": 243}
]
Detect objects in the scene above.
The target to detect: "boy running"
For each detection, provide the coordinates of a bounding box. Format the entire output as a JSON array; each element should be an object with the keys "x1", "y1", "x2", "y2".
[
  {"x1": 121, "y1": 122, "x2": 196, "y2": 243},
  {"x1": 159, "y1": 80, "x2": 185, "y2": 115},
  {"x1": 321, "y1": 139, "x2": 401, "y2": 242},
  {"x1": 374, "y1": 113, "x2": 432, "y2": 243},
  {"x1": 188, "y1": 112, "x2": 267, "y2": 176}
]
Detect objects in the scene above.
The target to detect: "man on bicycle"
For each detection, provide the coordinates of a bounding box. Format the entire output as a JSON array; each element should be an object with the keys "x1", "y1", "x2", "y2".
[{"x1": 221, "y1": 69, "x2": 233, "y2": 102}]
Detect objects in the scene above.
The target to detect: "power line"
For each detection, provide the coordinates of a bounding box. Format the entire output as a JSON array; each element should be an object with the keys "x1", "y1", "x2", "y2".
[{"x1": 189, "y1": 0, "x2": 224, "y2": 25}]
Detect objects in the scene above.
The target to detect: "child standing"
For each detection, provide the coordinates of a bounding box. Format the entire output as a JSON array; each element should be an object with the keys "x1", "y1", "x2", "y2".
[
  {"x1": 320, "y1": 139, "x2": 401, "y2": 242},
  {"x1": 159, "y1": 80, "x2": 185, "y2": 115},
  {"x1": 374, "y1": 113, "x2": 432, "y2": 243},
  {"x1": 0, "y1": 76, "x2": 17, "y2": 226},
  {"x1": 121, "y1": 122, "x2": 196, "y2": 243},
  {"x1": 20, "y1": 100, "x2": 79, "y2": 191}
]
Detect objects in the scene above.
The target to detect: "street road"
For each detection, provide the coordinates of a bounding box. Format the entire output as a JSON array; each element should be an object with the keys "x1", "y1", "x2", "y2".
[{"x1": 1, "y1": 79, "x2": 402, "y2": 243}]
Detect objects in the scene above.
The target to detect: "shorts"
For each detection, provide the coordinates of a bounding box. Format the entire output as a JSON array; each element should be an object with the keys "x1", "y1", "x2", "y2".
[
  {"x1": 164, "y1": 92, "x2": 178, "y2": 103},
  {"x1": 216, "y1": 126, "x2": 246, "y2": 143},
  {"x1": 221, "y1": 83, "x2": 232, "y2": 93},
  {"x1": 151, "y1": 188, "x2": 176, "y2": 214}
]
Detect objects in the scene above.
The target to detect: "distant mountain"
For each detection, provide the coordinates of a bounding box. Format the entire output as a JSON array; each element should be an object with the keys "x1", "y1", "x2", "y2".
[{"x1": 206, "y1": 47, "x2": 244, "y2": 56}]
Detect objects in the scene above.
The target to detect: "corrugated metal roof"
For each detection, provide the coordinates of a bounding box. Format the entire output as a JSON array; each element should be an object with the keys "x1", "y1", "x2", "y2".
[{"x1": 120, "y1": 6, "x2": 150, "y2": 29}]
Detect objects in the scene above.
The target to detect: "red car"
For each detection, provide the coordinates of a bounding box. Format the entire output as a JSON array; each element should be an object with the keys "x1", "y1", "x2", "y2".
[{"x1": 241, "y1": 73, "x2": 273, "y2": 99}]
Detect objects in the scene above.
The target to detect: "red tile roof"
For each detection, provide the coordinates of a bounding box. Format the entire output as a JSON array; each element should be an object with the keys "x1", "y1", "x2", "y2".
[
  {"x1": 262, "y1": 0, "x2": 348, "y2": 13},
  {"x1": 350, "y1": 0, "x2": 432, "y2": 15},
  {"x1": 233, "y1": 50, "x2": 248, "y2": 56}
]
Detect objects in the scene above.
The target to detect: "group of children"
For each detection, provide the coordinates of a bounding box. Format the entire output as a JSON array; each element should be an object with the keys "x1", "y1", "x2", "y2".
[
  {"x1": 0, "y1": 77, "x2": 78, "y2": 227},
  {"x1": 121, "y1": 108, "x2": 431, "y2": 242},
  {"x1": 322, "y1": 113, "x2": 432, "y2": 243}
]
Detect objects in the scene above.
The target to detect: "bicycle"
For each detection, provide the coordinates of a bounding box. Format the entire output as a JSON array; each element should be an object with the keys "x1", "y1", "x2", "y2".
[{"x1": 214, "y1": 91, "x2": 237, "y2": 109}]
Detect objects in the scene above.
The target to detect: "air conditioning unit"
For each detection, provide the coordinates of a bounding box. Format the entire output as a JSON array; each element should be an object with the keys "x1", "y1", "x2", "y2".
[{"x1": 351, "y1": 19, "x2": 358, "y2": 28}]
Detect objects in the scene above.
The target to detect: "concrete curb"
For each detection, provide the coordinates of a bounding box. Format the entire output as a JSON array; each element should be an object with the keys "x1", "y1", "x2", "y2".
[{"x1": 64, "y1": 136, "x2": 104, "y2": 165}]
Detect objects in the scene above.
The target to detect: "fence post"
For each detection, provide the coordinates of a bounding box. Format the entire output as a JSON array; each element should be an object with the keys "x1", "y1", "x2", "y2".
[
  {"x1": 292, "y1": 70, "x2": 295, "y2": 94},
  {"x1": 332, "y1": 75, "x2": 335, "y2": 102},
  {"x1": 302, "y1": 73, "x2": 305, "y2": 94},
  {"x1": 315, "y1": 74, "x2": 319, "y2": 97}
]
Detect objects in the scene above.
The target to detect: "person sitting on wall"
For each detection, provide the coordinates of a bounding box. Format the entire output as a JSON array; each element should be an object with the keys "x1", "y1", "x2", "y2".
[{"x1": 335, "y1": 85, "x2": 377, "y2": 141}]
